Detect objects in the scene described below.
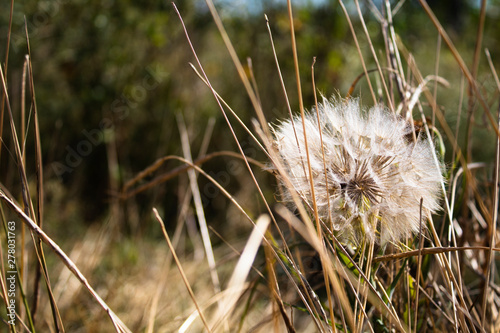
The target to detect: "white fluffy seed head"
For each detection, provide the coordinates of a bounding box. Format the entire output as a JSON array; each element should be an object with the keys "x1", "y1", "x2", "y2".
[{"x1": 272, "y1": 97, "x2": 443, "y2": 245}]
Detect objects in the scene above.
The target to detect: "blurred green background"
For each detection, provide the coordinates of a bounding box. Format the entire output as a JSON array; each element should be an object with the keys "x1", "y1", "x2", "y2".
[{"x1": 0, "y1": 0, "x2": 499, "y2": 236}]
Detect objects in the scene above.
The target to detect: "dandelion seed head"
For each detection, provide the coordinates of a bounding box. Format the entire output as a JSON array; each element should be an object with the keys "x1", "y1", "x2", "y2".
[{"x1": 272, "y1": 97, "x2": 443, "y2": 245}]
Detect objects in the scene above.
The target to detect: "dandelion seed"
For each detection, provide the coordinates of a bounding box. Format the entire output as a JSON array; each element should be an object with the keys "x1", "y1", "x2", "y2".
[{"x1": 272, "y1": 97, "x2": 443, "y2": 245}]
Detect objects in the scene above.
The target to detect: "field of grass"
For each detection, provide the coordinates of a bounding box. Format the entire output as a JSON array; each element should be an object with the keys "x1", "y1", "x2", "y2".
[{"x1": 0, "y1": 0, "x2": 500, "y2": 332}]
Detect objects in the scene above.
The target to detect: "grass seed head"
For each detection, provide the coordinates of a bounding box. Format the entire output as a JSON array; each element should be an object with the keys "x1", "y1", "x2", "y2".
[{"x1": 272, "y1": 97, "x2": 443, "y2": 245}]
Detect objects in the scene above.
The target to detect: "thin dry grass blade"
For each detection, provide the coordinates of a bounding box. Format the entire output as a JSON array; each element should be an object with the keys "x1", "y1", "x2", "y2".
[
  {"x1": 312, "y1": 58, "x2": 337, "y2": 333},
  {"x1": 173, "y1": 4, "x2": 302, "y2": 296},
  {"x1": 354, "y1": 0, "x2": 393, "y2": 111},
  {"x1": 400, "y1": 42, "x2": 490, "y2": 258},
  {"x1": 178, "y1": 113, "x2": 222, "y2": 305},
  {"x1": 281, "y1": 13, "x2": 327, "y2": 324},
  {"x1": 417, "y1": 0, "x2": 499, "y2": 139},
  {"x1": 276, "y1": 205, "x2": 411, "y2": 332},
  {"x1": 188, "y1": 64, "x2": 271, "y2": 160},
  {"x1": 143, "y1": 154, "x2": 315, "y2": 327},
  {"x1": 471, "y1": 0, "x2": 487, "y2": 81},
  {"x1": 138, "y1": 156, "x2": 311, "y2": 321},
  {"x1": 385, "y1": 0, "x2": 409, "y2": 111},
  {"x1": 425, "y1": 211, "x2": 472, "y2": 331},
  {"x1": 374, "y1": 246, "x2": 500, "y2": 263},
  {"x1": 19, "y1": 54, "x2": 29, "y2": 329},
  {"x1": 1, "y1": 31, "x2": 64, "y2": 329},
  {"x1": 201, "y1": 0, "x2": 269, "y2": 139},
  {"x1": 153, "y1": 208, "x2": 212, "y2": 333},
  {"x1": 246, "y1": 58, "x2": 262, "y2": 107},
  {"x1": 24, "y1": 30, "x2": 64, "y2": 330},
  {"x1": 451, "y1": 75, "x2": 466, "y2": 170},
  {"x1": 145, "y1": 117, "x2": 215, "y2": 333},
  {"x1": 481, "y1": 49, "x2": 500, "y2": 326},
  {"x1": 338, "y1": 0, "x2": 377, "y2": 104},
  {"x1": 264, "y1": 14, "x2": 293, "y2": 122},
  {"x1": 173, "y1": 3, "x2": 279, "y2": 235},
  {"x1": 263, "y1": 240, "x2": 296, "y2": 333},
  {"x1": 173, "y1": 7, "x2": 313, "y2": 303},
  {"x1": 431, "y1": 34, "x2": 442, "y2": 131},
  {"x1": 148, "y1": 154, "x2": 325, "y2": 331},
  {"x1": 205, "y1": 227, "x2": 293, "y2": 331},
  {"x1": 410, "y1": 82, "x2": 472, "y2": 330},
  {"x1": 486, "y1": 50, "x2": 500, "y2": 90},
  {"x1": 0, "y1": 190, "x2": 131, "y2": 333},
  {"x1": 0, "y1": 0, "x2": 15, "y2": 162},
  {"x1": 276, "y1": 207, "x2": 355, "y2": 331},
  {"x1": 284, "y1": 11, "x2": 325, "y2": 310}
]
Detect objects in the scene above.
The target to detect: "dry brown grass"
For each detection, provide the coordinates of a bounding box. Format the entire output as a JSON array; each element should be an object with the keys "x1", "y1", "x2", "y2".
[{"x1": 1, "y1": 0, "x2": 500, "y2": 332}]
